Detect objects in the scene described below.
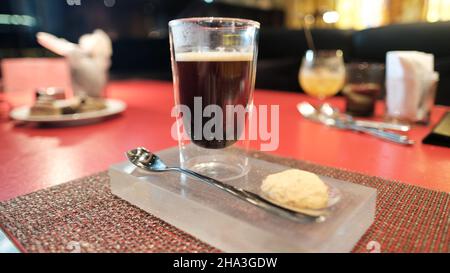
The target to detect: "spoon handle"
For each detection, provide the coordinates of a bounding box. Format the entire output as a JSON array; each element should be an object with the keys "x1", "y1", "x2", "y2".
[
  {"x1": 353, "y1": 120, "x2": 410, "y2": 132},
  {"x1": 348, "y1": 124, "x2": 414, "y2": 145},
  {"x1": 169, "y1": 167, "x2": 312, "y2": 221}
]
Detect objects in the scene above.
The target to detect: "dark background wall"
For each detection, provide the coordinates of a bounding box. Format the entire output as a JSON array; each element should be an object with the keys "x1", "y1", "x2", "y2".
[
  {"x1": 0, "y1": 0, "x2": 283, "y2": 49},
  {"x1": 0, "y1": 0, "x2": 449, "y2": 105}
]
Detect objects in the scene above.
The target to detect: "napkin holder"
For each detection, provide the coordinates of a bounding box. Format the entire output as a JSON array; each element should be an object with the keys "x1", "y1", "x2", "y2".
[
  {"x1": 385, "y1": 51, "x2": 439, "y2": 124},
  {"x1": 37, "y1": 30, "x2": 112, "y2": 98}
]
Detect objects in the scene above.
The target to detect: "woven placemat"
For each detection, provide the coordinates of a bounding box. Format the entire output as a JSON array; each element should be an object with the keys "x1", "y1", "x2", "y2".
[{"x1": 1, "y1": 151, "x2": 449, "y2": 253}]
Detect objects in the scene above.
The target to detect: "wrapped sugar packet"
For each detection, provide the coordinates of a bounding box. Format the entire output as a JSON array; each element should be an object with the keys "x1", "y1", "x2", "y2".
[
  {"x1": 385, "y1": 51, "x2": 439, "y2": 124},
  {"x1": 37, "y1": 30, "x2": 112, "y2": 98}
]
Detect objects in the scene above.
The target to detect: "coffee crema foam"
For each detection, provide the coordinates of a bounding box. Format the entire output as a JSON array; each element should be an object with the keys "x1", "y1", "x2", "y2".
[{"x1": 176, "y1": 51, "x2": 254, "y2": 62}]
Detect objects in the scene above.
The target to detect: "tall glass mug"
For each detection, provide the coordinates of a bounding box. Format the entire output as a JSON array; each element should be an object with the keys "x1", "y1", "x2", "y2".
[{"x1": 169, "y1": 17, "x2": 260, "y2": 181}]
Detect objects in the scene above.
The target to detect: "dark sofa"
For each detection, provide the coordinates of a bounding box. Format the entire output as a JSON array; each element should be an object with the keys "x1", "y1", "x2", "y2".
[{"x1": 111, "y1": 21, "x2": 450, "y2": 106}]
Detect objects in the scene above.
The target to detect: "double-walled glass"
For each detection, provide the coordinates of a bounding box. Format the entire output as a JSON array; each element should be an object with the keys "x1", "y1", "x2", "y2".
[{"x1": 169, "y1": 17, "x2": 260, "y2": 181}]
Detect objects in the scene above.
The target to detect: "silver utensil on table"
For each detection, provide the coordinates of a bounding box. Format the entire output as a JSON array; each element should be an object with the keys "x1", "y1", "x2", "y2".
[
  {"x1": 320, "y1": 103, "x2": 411, "y2": 132},
  {"x1": 297, "y1": 102, "x2": 415, "y2": 145},
  {"x1": 126, "y1": 147, "x2": 326, "y2": 220}
]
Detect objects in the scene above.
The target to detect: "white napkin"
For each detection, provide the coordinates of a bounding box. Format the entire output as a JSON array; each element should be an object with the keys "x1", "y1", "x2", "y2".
[
  {"x1": 386, "y1": 51, "x2": 439, "y2": 122},
  {"x1": 37, "y1": 30, "x2": 112, "y2": 98}
]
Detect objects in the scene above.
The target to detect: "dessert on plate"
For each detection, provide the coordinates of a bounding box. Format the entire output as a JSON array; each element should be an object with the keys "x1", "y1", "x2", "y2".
[
  {"x1": 30, "y1": 88, "x2": 106, "y2": 117},
  {"x1": 261, "y1": 169, "x2": 329, "y2": 210}
]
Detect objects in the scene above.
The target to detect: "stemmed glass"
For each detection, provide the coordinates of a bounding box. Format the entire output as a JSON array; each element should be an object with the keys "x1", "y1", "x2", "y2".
[{"x1": 299, "y1": 50, "x2": 346, "y2": 103}]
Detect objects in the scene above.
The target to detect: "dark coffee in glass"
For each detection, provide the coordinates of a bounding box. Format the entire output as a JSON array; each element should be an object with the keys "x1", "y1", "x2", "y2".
[{"x1": 176, "y1": 52, "x2": 255, "y2": 149}]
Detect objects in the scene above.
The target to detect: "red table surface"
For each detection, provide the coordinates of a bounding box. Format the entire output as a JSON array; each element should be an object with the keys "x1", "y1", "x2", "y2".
[{"x1": 0, "y1": 80, "x2": 449, "y2": 201}]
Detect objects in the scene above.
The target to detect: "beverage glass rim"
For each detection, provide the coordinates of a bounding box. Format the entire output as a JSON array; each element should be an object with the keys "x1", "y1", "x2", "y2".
[{"x1": 169, "y1": 17, "x2": 260, "y2": 29}]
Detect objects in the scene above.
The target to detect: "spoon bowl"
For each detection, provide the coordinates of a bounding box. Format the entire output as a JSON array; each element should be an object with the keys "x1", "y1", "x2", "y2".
[
  {"x1": 127, "y1": 147, "x2": 168, "y2": 171},
  {"x1": 297, "y1": 102, "x2": 320, "y2": 120}
]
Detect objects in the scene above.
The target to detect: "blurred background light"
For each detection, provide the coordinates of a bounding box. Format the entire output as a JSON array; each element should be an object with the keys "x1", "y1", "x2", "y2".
[
  {"x1": 322, "y1": 11, "x2": 339, "y2": 24},
  {"x1": 104, "y1": 0, "x2": 116, "y2": 8},
  {"x1": 0, "y1": 14, "x2": 36, "y2": 27}
]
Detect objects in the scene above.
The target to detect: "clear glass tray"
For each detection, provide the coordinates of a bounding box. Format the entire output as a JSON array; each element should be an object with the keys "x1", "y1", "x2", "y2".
[{"x1": 109, "y1": 146, "x2": 376, "y2": 253}]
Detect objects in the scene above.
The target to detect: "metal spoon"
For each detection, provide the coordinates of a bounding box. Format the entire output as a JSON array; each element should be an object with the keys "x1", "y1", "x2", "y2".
[
  {"x1": 320, "y1": 103, "x2": 411, "y2": 132},
  {"x1": 298, "y1": 102, "x2": 414, "y2": 145},
  {"x1": 126, "y1": 147, "x2": 327, "y2": 220},
  {"x1": 319, "y1": 103, "x2": 414, "y2": 145}
]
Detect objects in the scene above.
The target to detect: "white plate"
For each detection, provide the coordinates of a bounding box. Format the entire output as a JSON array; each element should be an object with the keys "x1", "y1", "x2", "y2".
[{"x1": 10, "y1": 98, "x2": 127, "y2": 126}]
